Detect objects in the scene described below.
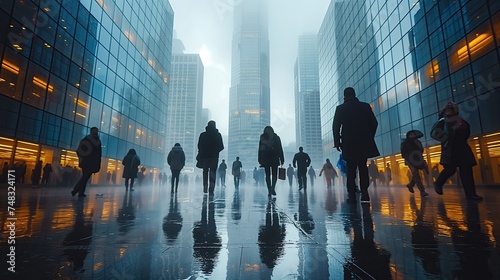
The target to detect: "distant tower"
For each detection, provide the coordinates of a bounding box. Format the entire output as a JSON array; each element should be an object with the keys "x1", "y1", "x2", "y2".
[
  {"x1": 294, "y1": 34, "x2": 323, "y2": 166},
  {"x1": 228, "y1": 0, "x2": 270, "y2": 167},
  {"x1": 166, "y1": 48, "x2": 204, "y2": 171}
]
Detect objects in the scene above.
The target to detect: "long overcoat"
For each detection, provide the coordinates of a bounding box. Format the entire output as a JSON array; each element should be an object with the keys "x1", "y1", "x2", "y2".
[{"x1": 332, "y1": 97, "x2": 380, "y2": 160}]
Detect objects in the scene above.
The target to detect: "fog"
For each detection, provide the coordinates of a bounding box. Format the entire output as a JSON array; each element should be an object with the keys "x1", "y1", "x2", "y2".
[{"x1": 169, "y1": 0, "x2": 331, "y2": 145}]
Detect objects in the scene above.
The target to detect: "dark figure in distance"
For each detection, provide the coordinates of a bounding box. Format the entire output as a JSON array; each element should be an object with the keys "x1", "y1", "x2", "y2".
[
  {"x1": 258, "y1": 126, "x2": 285, "y2": 196},
  {"x1": 368, "y1": 160, "x2": 378, "y2": 187},
  {"x1": 42, "y1": 163, "x2": 53, "y2": 185},
  {"x1": 72, "y1": 127, "x2": 102, "y2": 197},
  {"x1": 197, "y1": 120, "x2": 224, "y2": 194},
  {"x1": 31, "y1": 160, "x2": 42, "y2": 188},
  {"x1": 293, "y1": 147, "x2": 311, "y2": 190},
  {"x1": 111, "y1": 171, "x2": 116, "y2": 184},
  {"x1": 167, "y1": 143, "x2": 186, "y2": 193},
  {"x1": 333, "y1": 87, "x2": 379, "y2": 203},
  {"x1": 286, "y1": 164, "x2": 295, "y2": 187},
  {"x1": 17, "y1": 161, "x2": 27, "y2": 184},
  {"x1": 122, "y1": 149, "x2": 141, "y2": 191},
  {"x1": 106, "y1": 171, "x2": 111, "y2": 183},
  {"x1": 232, "y1": 157, "x2": 242, "y2": 187},
  {"x1": 431, "y1": 102, "x2": 482, "y2": 200},
  {"x1": 319, "y1": 158, "x2": 337, "y2": 187},
  {"x1": 308, "y1": 166, "x2": 316, "y2": 187},
  {"x1": 218, "y1": 159, "x2": 227, "y2": 187}
]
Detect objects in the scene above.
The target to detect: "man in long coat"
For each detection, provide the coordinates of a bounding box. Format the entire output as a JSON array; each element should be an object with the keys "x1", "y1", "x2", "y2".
[
  {"x1": 333, "y1": 87, "x2": 379, "y2": 203},
  {"x1": 197, "y1": 121, "x2": 224, "y2": 194},
  {"x1": 72, "y1": 127, "x2": 102, "y2": 197}
]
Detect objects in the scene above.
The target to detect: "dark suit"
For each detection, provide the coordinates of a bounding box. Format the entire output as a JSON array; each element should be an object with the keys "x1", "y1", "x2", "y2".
[{"x1": 333, "y1": 97, "x2": 379, "y2": 198}]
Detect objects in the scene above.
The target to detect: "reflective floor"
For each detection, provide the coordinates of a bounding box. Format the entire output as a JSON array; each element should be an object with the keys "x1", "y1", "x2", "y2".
[{"x1": 1, "y1": 178, "x2": 500, "y2": 279}]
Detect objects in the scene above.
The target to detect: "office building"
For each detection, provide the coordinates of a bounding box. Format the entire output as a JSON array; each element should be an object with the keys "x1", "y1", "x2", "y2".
[
  {"x1": 294, "y1": 34, "x2": 323, "y2": 166},
  {"x1": 318, "y1": 0, "x2": 500, "y2": 184},
  {"x1": 228, "y1": 0, "x2": 270, "y2": 167},
  {"x1": 0, "y1": 0, "x2": 174, "y2": 184}
]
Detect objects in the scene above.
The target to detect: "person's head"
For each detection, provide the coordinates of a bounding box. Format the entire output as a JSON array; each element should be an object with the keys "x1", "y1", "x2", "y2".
[
  {"x1": 174, "y1": 143, "x2": 181, "y2": 147},
  {"x1": 406, "y1": 131, "x2": 417, "y2": 139},
  {"x1": 263, "y1": 126, "x2": 275, "y2": 135},
  {"x1": 127, "y1": 149, "x2": 136, "y2": 156},
  {"x1": 207, "y1": 120, "x2": 216, "y2": 128},
  {"x1": 386, "y1": 163, "x2": 390, "y2": 167},
  {"x1": 222, "y1": 159, "x2": 225, "y2": 163},
  {"x1": 299, "y1": 147, "x2": 303, "y2": 152},
  {"x1": 344, "y1": 87, "x2": 356, "y2": 99},
  {"x1": 371, "y1": 160, "x2": 375, "y2": 164},
  {"x1": 289, "y1": 164, "x2": 291, "y2": 167},
  {"x1": 326, "y1": 158, "x2": 330, "y2": 163},
  {"x1": 90, "y1": 127, "x2": 99, "y2": 136},
  {"x1": 440, "y1": 102, "x2": 459, "y2": 118}
]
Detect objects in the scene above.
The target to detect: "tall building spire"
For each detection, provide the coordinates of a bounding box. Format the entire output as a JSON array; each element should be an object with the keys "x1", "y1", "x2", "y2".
[{"x1": 228, "y1": 0, "x2": 270, "y2": 167}]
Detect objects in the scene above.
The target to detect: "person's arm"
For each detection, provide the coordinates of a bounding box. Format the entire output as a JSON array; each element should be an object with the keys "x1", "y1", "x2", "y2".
[
  {"x1": 218, "y1": 133, "x2": 224, "y2": 152},
  {"x1": 367, "y1": 104, "x2": 378, "y2": 137},
  {"x1": 277, "y1": 137, "x2": 284, "y2": 165},
  {"x1": 333, "y1": 107, "x2": 342, "y2": 151},
  {"x1": 292, "y1": 154, "x2": 297, "y2": 168}
]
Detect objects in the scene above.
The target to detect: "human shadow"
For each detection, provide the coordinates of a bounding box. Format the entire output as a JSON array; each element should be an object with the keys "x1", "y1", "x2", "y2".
[
  {"x1": 437, "y1": 200, "x2": 492, "y2": 279},
  {"x1": 409, "y1": 196, "x2": 440, "y2": 276},
  {"x1": 193, "y1": 195, "x2": 222, "y2": 274},
  {"x1": 342, "y1": 203, "x2": 392, "y2": 279},
  {"x1": 163, "y1": 193, "x2": 183, "y2": 244},
  {"x1": 258, "y1": 198, "x2": 286, "y2": 269},
  {"x1": 117, "y1": 192, "x2": 136, "y2": 235},
  {"x1": 63, "y1": 199, "x2": 93, "y2": 271}
]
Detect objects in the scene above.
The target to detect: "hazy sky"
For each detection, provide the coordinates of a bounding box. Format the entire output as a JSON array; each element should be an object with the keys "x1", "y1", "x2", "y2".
[{"x1": 169, "y1": 0, "x2": 331, "y2": 145}]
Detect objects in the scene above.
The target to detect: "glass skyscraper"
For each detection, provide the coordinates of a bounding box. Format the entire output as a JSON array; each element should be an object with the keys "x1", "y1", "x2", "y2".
[
  {"x1": 295, "y1": 34, "x2": 323, "y2": 166},
  {"x1": 166, "y1": 53, "x2": 204, "y2": 172},
  {"x1": 0, "y1": 0, "x2": 173, "y2": 184},
  {"x1": 319, "y1": 0, "x2": 500, "y2": 185},
  {"x1": 228, "y1": 0, "x2": 270, "y2": 167}
]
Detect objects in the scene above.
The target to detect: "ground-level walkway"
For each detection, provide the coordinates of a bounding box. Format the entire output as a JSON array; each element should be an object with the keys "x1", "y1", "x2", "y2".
[{"x1": 1, "y1": 178, "x2": 499, "y2": 279}]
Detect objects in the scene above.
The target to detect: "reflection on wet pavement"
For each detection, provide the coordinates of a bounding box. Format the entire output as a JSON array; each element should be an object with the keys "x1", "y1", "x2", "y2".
[{"x1": 1, "y1": 179, "x2": 500, "y2": 279}]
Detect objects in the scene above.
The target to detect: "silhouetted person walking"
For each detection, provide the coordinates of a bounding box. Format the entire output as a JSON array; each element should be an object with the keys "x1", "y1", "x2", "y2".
[
  {"x1": 197, "y1": 120, "x2": 224, "y2": 194},
  {"x1": 319, "y1": 158, "x2": 337, "y2": 187},
  {"x1": 232, "y1": 157, "x2": 242, "y2": 187},
  {"x1": 218, "y1": 160, "x2": 227, "y2": 187},
  {"x1": 258, "y1": 126, "x2": 284, "y2": 196},
  {"x1": 42, "y1": 163, "x2": 53, "y2": 185},
  {"x1": 31, "y1": 160, "x2": 42, "y2": 188},
  {"x1": 72, "y1": 127, "x2": 102, "y2": 197},
  {"x1": 368, "y1": 160, "x2": 378, "y2": 187},
  {"x1": 286, "y1": 164, "x2": 294, "y2": 187},
  {"x1": 333, "y1": 87, "x2": 379, "y2": 203},
  {"x1": 401, "y1": 130, "x2": 429, "y2": 197},
  {"x1": 308, "y1": 166, "x2": 316, "y2": 187},
  {"x1": 293, "y1": 147, "x2": 311, "y2": 190},
  {"x1": 122, "y1": 149, "x2": 140, "y2": 191},
  {"x1": 167, "y1": 143, "x2": 185, "y2": 193},
  {"x1": 431, "y1": 102, "x2": 482, "y2": 200}
]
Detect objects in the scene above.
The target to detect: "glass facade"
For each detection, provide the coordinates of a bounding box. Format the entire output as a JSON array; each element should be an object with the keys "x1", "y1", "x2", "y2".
[
  {"x1": 166, "y1": 53, "x2": 204, "y2": 173},
  {"x1": 319, "y1": 0, "x2": 500, "y2": 185},
  {"x1": 228, "y1": 0, "x2": 270, "y2": 167},
  {"x1": 0, "y1": 0, "x2": 173, "y2": 184},
  {"x1": 294, "y1": 34, "x2": 323, "y2": 166}
]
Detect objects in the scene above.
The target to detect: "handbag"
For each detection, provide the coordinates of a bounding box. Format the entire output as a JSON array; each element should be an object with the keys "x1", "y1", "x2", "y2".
[
  {"x1": 430, "y1": 118, "x2": 448, "y2": 143},
  {"x1": 278, "y1": 166, "x2": 286, "y2": 180}
]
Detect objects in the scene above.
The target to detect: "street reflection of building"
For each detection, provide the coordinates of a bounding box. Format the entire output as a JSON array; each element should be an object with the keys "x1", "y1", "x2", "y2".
[
  {"x1": 318, "y1": 0, "x2": 500, "y2": 185},
  {"x1": 0, "y1": 0, "x2": 174, "y2": 184}
]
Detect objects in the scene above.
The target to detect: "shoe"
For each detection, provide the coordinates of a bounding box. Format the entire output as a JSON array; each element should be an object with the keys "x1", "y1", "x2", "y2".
[
  {"x1": 406, "y1": 184, "x2": 414, "y2": 193},
  {"x1": 421, "y1": 191, "x2": 429, "y2": 197},
  {"x1": 434, "y1": 183, "x2": 443, "y2": 195},
  {"x1": 272, "y1": 189, "x2": 277, "y2": 196},
  {"x1": 130, "y1": 188, "x2": 134, "y2": 191},
  {"x1": 71, "y1": 190, "x2": 77, "y2": 197},
  {"x1": 203, "y1": 187, "x2": 208, "y2": 193},
  {"x1": 466, "y1": 195, "x2": 483, "y2": 201},
  {"x1": 298, "y1": 186, "x2": 303, "y2": 191},
  {"x1": 78, "y1": 194, "x2": 87, "y2": 197}
]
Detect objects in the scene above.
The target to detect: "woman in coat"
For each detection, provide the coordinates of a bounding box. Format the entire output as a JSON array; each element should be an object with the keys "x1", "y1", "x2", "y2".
[
  {"x1": 122, "y1": 149, "x2": 140, "y2": 191},
  {"x1": 319, "y1": 158, "x2": 337, "y2": 187},
  {"x1": 167, "y1": 143, "x2": 186, "y2": 193},
  {"x1": 431, "y1": 102, "x2": 482, "y2": 200},
  {"x1": 258, "y1": 126, "x2": 284, "y2": 196}
]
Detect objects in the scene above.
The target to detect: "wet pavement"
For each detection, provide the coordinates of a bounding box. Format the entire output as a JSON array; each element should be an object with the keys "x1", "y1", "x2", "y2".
[{"x1": 1, "y1": 179, "x2": 500, "y2": 279}]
